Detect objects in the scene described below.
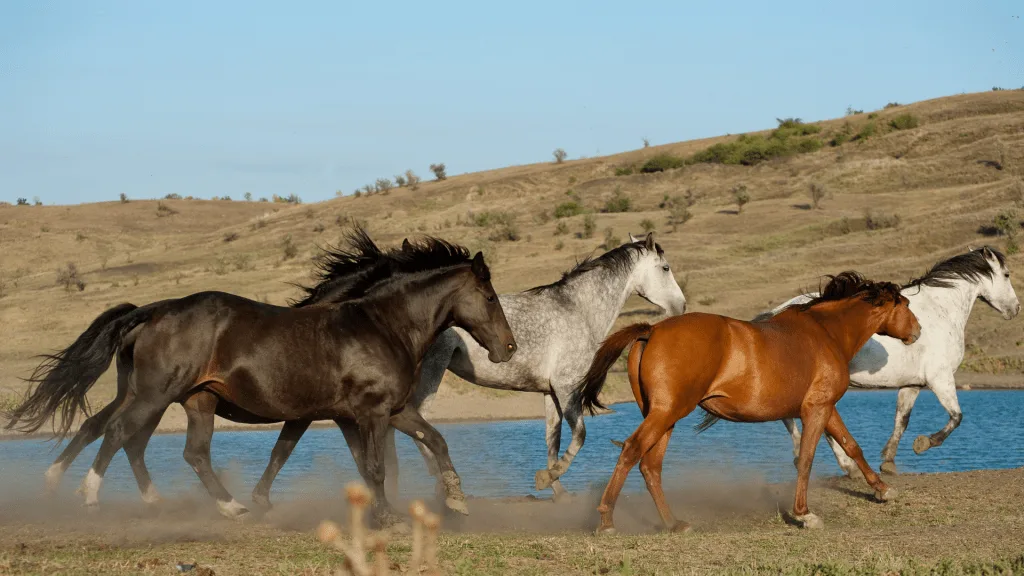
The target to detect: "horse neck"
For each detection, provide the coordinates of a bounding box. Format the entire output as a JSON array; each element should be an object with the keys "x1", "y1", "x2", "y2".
[
  {"x1": 907, "y1": 278, "x2": 980, "y2": 335},
  {"x1": 365, "y1": 268, "x2": 465, "y2": 361},
  {"x1": 809, "y1": 299, "x2": 887, "y2": 361},
  {"x1": 561, "y1": 263, "x2": 636, "y2": 341}
]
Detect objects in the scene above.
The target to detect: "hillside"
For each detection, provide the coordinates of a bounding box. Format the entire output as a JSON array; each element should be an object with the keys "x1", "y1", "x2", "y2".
[{"x1": 2, "y1": 90, "x2": 1024, "y2": 433}]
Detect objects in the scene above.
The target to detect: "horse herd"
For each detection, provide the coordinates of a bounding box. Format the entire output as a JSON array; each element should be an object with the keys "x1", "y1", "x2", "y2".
[{"x1": 2, "y1": 227, "x2": 1017, "y2": 534}]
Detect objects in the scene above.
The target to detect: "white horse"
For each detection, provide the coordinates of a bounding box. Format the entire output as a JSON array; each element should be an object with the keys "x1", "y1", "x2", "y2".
[{"x1": 754, "y1": 246, "x2": 1019, "y2": 476}]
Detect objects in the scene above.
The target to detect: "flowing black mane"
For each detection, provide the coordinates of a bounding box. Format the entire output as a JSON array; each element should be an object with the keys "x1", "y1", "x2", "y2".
[
  {"x1": 526, "y1": 239, "x2": 663, "y2": 294},
  {"x1": 903, "y1": 246, "x2": 1005, "y2": 290},
  {"x1": 290, "y1": 228, "x2": 476, "y2": 307},
  {"x1": 797, "y1": 271, "x2": 904, "y2": 310}
]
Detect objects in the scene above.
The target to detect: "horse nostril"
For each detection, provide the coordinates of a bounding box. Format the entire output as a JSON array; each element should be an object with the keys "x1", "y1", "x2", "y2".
[{"x1": 507, "y1": 343, "x2": 515, "y2": 351}]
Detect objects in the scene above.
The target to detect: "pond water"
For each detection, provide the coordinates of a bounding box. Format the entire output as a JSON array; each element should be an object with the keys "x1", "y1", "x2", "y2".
[{"x1": 1, "y1": 390, "x2": 1021, "y2": 503}]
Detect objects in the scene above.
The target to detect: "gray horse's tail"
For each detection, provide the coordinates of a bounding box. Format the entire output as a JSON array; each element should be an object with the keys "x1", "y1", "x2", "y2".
[
  {"x1": 570, "y1": 322, "x2": 652, "y2": 416},
  {"x1": 3, "y1": 303, "x2": 154, "y2": 440},
  {"x1": 693, "y1": 410, "x2": 721, "y2": 434}
]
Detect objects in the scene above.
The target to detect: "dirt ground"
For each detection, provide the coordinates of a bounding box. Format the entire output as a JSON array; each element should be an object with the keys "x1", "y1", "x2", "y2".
[{"x1": 0, "y1": 468, "x2": 1021, "y2": 575}]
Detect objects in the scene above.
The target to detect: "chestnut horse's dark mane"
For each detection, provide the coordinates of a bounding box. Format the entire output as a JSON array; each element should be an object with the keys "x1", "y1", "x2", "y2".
[{"x1": 796, "y1": 271, "x2": 904, "y2": 311}]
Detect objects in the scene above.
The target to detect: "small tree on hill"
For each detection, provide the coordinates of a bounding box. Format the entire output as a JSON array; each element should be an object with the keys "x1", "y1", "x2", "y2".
[
  {"x1": 430, "y1": 163, "x2": 447, "y2": 181},
  {"x1": 732, "y1": 184, "x2": 750, "y2": 214}
]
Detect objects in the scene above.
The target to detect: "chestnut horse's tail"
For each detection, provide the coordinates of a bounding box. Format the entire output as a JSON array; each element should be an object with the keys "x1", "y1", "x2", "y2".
[{"x1": 570, "y1": 322, "x2": 653, "y2": 416}]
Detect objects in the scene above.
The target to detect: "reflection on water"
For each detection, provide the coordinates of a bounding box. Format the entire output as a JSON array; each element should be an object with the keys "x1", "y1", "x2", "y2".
[{"x1": 1, "y1": 390, "x2": 1021, "y2": 502}]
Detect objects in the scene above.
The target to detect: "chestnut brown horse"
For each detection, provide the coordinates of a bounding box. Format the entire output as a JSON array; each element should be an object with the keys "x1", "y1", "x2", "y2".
[{"x1": 570, "y1": 272, "x2": 921, "y2": 533}]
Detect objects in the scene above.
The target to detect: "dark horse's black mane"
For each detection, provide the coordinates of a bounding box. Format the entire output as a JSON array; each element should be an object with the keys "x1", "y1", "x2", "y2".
[
  {"x1": 903, "y1": 246, "x2": 1005, "y2": 290},
  {"x1": 290, "y1": 227, "x2": 475, "y2": 307},
  {"x1": 526, "y1": 238, "x2": 664, "y2": 295},
  {"x1": 797, "y1": 271, "x2": 904, "y2": 311}
]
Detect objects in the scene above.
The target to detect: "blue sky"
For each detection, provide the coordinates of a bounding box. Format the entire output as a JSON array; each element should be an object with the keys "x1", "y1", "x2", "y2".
[{"x1": 1, "y1": 1, "x2": 1021, "y2": 205}]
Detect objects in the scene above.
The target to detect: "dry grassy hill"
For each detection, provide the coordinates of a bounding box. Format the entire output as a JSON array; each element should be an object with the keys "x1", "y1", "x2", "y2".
[{"x1": 2, "y1": 90, "x2": 1023, "y2": 433}]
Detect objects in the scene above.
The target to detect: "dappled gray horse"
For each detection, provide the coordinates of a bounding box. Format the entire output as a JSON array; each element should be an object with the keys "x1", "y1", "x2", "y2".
[{"x1": 392, "y1": 232, "x2": 686, "y2": 499}]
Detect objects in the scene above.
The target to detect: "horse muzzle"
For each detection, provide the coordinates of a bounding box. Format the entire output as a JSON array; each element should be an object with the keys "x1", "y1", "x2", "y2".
[
  {"x1": 489, "y1": 341, "x2": 517, "y2": 363},
  {"x1": 902, "y1": 328, "x2": 921, "y2": 345}
]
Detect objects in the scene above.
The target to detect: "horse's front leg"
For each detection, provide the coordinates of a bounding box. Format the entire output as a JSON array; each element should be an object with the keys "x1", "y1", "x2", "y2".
[
  {"x1": 536, "y1": 394, "x2": 586, "y2": 499},
  {"x1": 789, "y1": 404, "x2": 828, "y2": 530},
  {"x1": 880, "y1": 386, "x2": 922, "y2": 474},
  {"x1": 824, "y1": 407, "x2": 898, "y2": 502},
  {"x1": 356, "y1": 411, "x2": 403, "y2": 529},
  {"x1": 913, "y1": 375, "x2": 961, "y2": 455},
  {"x1": 252, "y1": 419, "x2": 312, "y2": 509},
  {"x1": 535, "y1": 393, "x2": 568, "y2": 499},
  {"x1": 389, "y1": 405, "x2": 469, "y2": 515}
]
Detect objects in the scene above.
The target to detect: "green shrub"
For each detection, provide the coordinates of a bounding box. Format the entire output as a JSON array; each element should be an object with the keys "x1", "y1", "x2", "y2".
[
  {"x1": 601, "y1": 228, "x2": 621, "y2": 249},
  {"x1": 688, "y1": 120, "x2": 824, "y2": 167},
  {"x1": 732, "y1": 184, "x2": 750, "y2": 214},
  {"x1": 889, "y1": 114, "x2": 919, "y2": 130},
  {"x1": 581, "y1": 214, "x2": 596, "y2": 239},
  {"x1": 853, "y1": 122, "x2": 877, "y2": 141},
  {"x1": 602, "y1": 187, "x2": 632, "y2": 213},
  {"x1": 554, "y1": 201, "x2": 584, "y2": 219},
  {"x1": 640, "y1": 218, "x2": 656, "y2": 233},
  {"x1": 554, "y1": 221, "x2": 569, "y2": 236},
  {"x1": 553, "y1": 148, "x2": 567, "y2": 163},
  {"x1": 430, "y1": 163, "x2": 447, "y2": 181},
  {"x1": 640, "y1": 154, "x2": 685, "y2": 173},
  {"x1": 614, "y1": 165, "x2": 635, "y2": 176},
  {"x1": 865, "y1": 210, "x2": 901, "y2": 230}
]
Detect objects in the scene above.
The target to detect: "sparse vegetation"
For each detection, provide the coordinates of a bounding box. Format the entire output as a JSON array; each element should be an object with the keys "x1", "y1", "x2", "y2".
[
  {"x1": 375, "y1": 178, "x2": 393, "y2": 193},
  {"x1": 554, "y1": 240, "x2": 564, "y2": 250},
  {"x1": 554, "y1": 221, "x2": 569, "y2": 236},
  {"x1": 732, "y1": 184, "x2": 750, "y2": 214},
  {"x1": 830, "y1": 122, "x2": 853, "y2": 146},
  {"x1": 430, "y1": 163, "x2": 447, "y2": 181},
  {"x1": 164, "y1": 193, "x2": 182, "y2": 200},
  {"x1": 614, "y1": 165, "x2": 636, "y2": 176},
  {"x1": 698, "y1": 295, "x2": 717, "y2": 306},
  {"x1": 581, "y1": 214, "x2": 596, "y2": 239},
  {"x1": 281, "y1": 235, "x2": 298, "y2": 260},
  {"x1": 865, "y1": 210, "x2": 902, "y2": 230},
  {"x1": 640, "y1": 153, "x2": 685, "y2": 173},
  {"x1": 809, "y1": 183, "x2": 827, "y2": 209},
  {"x1": 689, "y1": 119, "x2": 823, "y2": 166},
  {"x1": 602, "y1": 187, "x2": 632, "y2": 213},
  {"x1": 244, "y1": 192, "x2": 252, "y2": 201},
  {"x1": 119, "y1": 193, "x2": 129, "y2": 204},
  {"x1": 223, "y1": 232, "x2": 239, "y2": 243},
  {"x1": 394, "y1": 174, "x2": 407, "y2": 187},
  {"x1": 33, "y1": 196, "x2": 41, "y2": 206},
  {"x1": 16, "y1": 198, "x2": 29, "y2": 206},
  {"x1": 553, "y1": 148, "x2": 567, "y2": 163},
  {"x1": 601, "y1": 227, "x2": 621, "y2": 249},
  {"x1": 156, "y1": 202, "x2": 178, "y2": 217},
  {"x1": 642, "y1": 137, "x2": 650, "y2": 148},
  {"x1": 554, "y1": 201, "x2": 584, "y2": 219},
  {"x1": 889, "y1": 114, "x2": 919, "y2": 130},
  {"x1": 640, "y1": 218, "x2": 656, "y2": 233},
  {"x1": 273, "y1": 194, "x2": 302, "y2": 204},
  {"x1": 55, "y1": 263, "x2": 85, "y2": 293},
  {"x1": 469, "y1": 210, "x2": 520, "y2": 242},
  {"x1": 845, "y1": 106, "x2": 863, "y2": 116},
  {"x1": 662, "y1": 191, "x2": 697, "y2": 232},
  {"x1": 313, "y1": 222, "x2": 326, "y2": 233},
  {"x1": 405, "y1": 169, "x2": 421, "y2": 190},
  {"x1": 885, "y1": 102, "x2": 901, "y2": 109},
  {"x1": 994, "y1": 210, "x2": 1020, "y2": 254},
  {"x1": 853, "y1": 122, "x2": 877, "y2": 141}
]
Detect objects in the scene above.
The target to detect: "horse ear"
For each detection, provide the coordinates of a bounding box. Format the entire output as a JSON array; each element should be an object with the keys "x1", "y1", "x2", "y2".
[
  {"x1": 471, "y1": 251, "x2": 488, "y2": 278},
  {"x1": 644, "y1": 232, "x2": 655, "y2": 251},
  {"x1": 402, "y1": 239, "x2": 412, "y2": 251},
  {"x1": 628, "y1": 233, "x2": 640, "y2": 243},
  {"x1": 981, "y1": 246, "x2": 993, "y2": 258}
]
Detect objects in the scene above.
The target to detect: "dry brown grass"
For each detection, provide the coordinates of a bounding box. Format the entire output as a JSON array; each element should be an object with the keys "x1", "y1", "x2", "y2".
[{"x1": 2, "y1": 90, "x2": 1024, "y2": 434}]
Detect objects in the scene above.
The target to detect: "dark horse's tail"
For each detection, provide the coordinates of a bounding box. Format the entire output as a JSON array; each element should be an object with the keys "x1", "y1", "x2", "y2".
[
  {"x1": 3, "y1": 303, "x2": 154, "y2": 440},
  {"x1": 570, "y1": 322, "x2": 653, "y2": 416}
]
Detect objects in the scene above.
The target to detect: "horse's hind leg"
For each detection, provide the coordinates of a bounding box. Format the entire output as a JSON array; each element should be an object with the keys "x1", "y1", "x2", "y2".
[
  {"x1": 390, "y1": 404, "x2": 469, "y2": 515},
  {"x1": 638, "y1": 425, "x2": 689, "y2": 533},
  {"x1": 123, "y1": 407, "x2": 167, "y2": 504},
  {"x1": 82, "y1": 396, "x2": 167, "y2": 509},
  {"x1": 597, "y1": 410, "x2": 676, "y2": 535},
  {"x1": 252, "y1": 419, "x2": 312, "y2": 509},
  {"x1": 181, "y1": 390, "x2": 247, "y2": 519},
  {"x1": 913, "y1": 375, "x2": 961, "y2": 455},
  {"x1": 535, "y1": 393, "x2": 569, "y2": 500},
  {"x1": 879, "y1": 387, "x2": 921, "y2": 474},
  {"x1": 825, "y1": 408, "x2": 897, "y2": 503},
  {"x1": 48, "y1": 348, "x2": 134, "y2": 494},
  {"x1": 47, "y1": 396, "x2": 123, "y2": 494}
]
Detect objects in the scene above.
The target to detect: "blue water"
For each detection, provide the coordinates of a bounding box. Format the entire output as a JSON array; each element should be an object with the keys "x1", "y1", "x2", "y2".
[{"x1": 1, "y1": 390, "x2": 1021, "y2": 503}]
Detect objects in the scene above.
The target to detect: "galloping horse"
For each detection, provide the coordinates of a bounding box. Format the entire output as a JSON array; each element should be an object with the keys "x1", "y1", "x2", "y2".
[
  {"x1": 250, "y1": 232, "x2": 687, "y2": 503},
  {"x1": 756, "y1": 247, "x2": 1019, "y2": 476},
  {"x1": 570, "y1": 272, "x2": 921, "y2": 533},
  {"x1": 4, "y1": 234, "x2": 516, "y2": 526},
  {"x1": 22, "y1": 229, "x2": 487, "y2": 517}
]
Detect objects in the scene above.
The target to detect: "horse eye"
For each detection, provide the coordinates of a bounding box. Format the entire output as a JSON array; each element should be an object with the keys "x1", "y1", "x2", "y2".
[
  {"x1": 487, "y1": 294, "x2": 496, "y2": 303},
  {"x1": 1006, "y1": 273, "x2": 1011, "y2": 279},
  {"x1": 662, "y1": 265, "x2": 670, "y2": 272}
]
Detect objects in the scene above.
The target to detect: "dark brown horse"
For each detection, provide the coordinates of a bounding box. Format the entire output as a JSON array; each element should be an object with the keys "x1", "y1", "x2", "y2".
[
  {"x1": 570, "y1": 272, "x2": 921, "y2": 533},
  {"x1": 5, "y1": 235, "x2": 516, "y2": 526}
]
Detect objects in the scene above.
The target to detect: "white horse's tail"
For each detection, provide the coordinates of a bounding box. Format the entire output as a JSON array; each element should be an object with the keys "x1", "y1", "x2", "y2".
[{"x1": 752, "y1": 292, "x2": 819, "y2": 321}]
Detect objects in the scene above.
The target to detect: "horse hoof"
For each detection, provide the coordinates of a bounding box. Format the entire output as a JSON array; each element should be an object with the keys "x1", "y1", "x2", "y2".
[
  {"x1": 668, "y1": 521, "x2": 692, "y2": 533},
  {"x1": 44, "y1": 464, "x2": 63, "y2": 495},
  {"x1": 387, "y1": 521, "x2": 411, "y2": 536},
  {"x1": 845, "y1": 468, "x2": 865, "y2": 481},
  {"x1": 552, "y1": 490, "x2": 574, "y2": 504},
  {"x1": 875, "y1": 487, "x2": 899, "y2": 502},
  {"x1": 445, "y1": 497, "x2": 469, "y2": 516},
  {"x1": 216, "y1": 499, "x2": 251, "y2": 520},
  {"x1": 83, "y1": 502, "x2": 100, "y2": 514},
  {"x1": 880, "y1": 461, "x2": 898, "y2": 476},
  {"x1": 791, "y1": 513, "x2": 824, "y2": 530},
  {"x1": 912, "y1": 435, "x2": 932, "y2": 455},
  {"x1": 141, "y1": 486, "x2": 163, "y2": 505},
  {"x1": 251, "y1": 493, "x2": 272, "y2": 510},
  {"x1": 534, "y1": 469, "x2": 554, "y2": 491},
  {"x1": 595, "y1": 525, "x2": 617, "y2": 536}
]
